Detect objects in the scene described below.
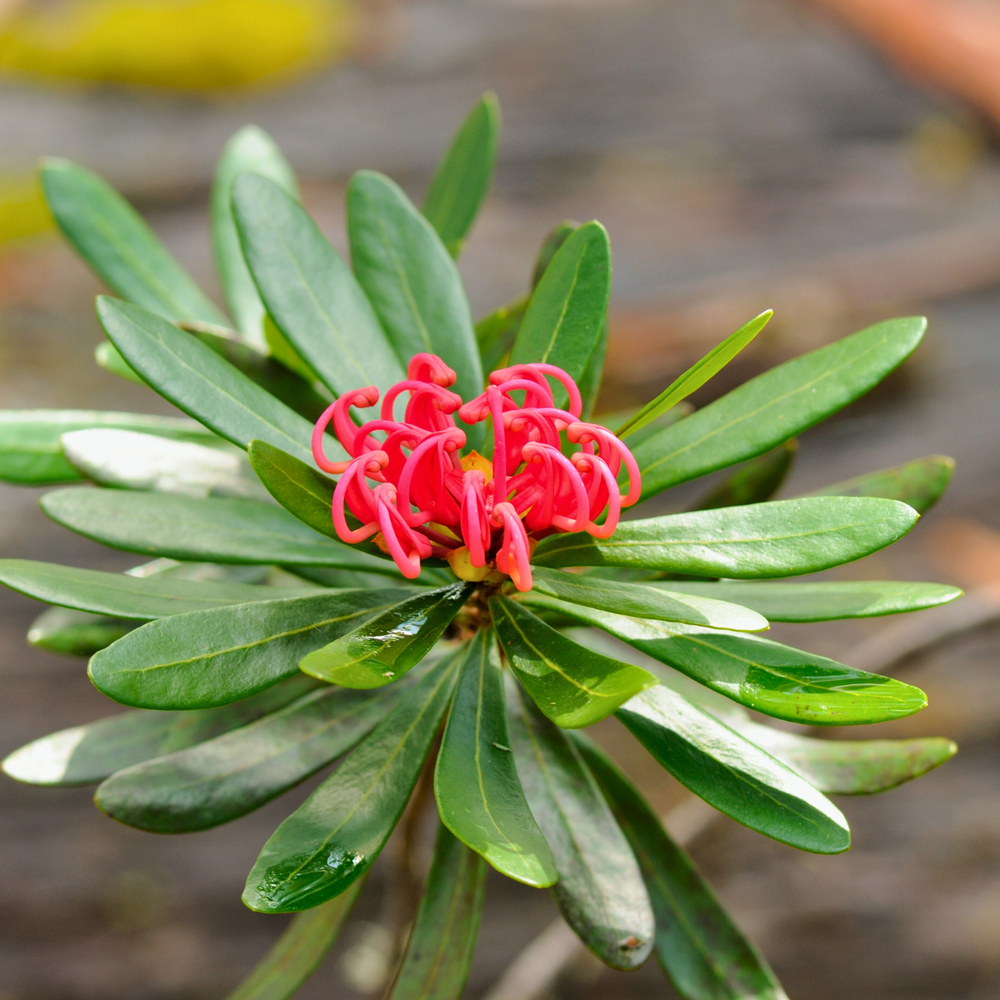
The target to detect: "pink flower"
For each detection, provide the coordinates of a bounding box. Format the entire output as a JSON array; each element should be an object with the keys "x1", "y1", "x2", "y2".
[{"x1": 312, "y1": 354, "x2": 640, "y2": 590}]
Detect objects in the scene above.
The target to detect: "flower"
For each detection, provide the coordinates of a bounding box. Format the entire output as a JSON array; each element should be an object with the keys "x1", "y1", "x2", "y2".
[{"x1": 312, "y1": 354, "x2": 641, "y2": 590}]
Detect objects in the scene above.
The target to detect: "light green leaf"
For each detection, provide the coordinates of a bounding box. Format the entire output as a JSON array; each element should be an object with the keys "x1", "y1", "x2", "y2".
[
  {"x1": 27, "y1": 606, "x2": 136, "y2": 656},
  {"x1": 95, "y1": 340, "x2": 145, "y2": 384},
  {"x1": 689, "y1": 440, "x2": 797, "y2": 511}
]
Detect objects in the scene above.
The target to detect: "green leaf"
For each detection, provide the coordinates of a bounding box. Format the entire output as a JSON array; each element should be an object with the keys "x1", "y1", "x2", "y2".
[
  {"x1": 655, "y1": 580, "x2": 963, "y2": 622},
  {"x1": 2, "y1": 675, "x2": 320, "y2": 786},
  {"x1": 41, "y1": 488, "x2": 396, "y2": 572},
  {"x1": 422, "y1": 92, "x2": 501, "y2": 258},
  {"x1": 576, "y1": 320, "x2": 608, "y2": 420},
  {"x1": 507, "y1": 682, "x2": 654, "y2": 969},
  {"x1": 802, "y1": 454, "x2": 954, "y2": 515},
  {"x1": 616, "y1": 685, "x2": 850, "y2": 853},
  {"x1": 575, "y1": 735, "x2": 787, "y2": 1000},
  {"x1": 531, "y1": 221, "x2": 579, "y2": 289},
  {"x1": 27, "y1": 607, "x2": 137, "y2": 656},
  {"x1": 96, "y1": 675, "x2": 418, "y2": 831},
  {"x1": 243, "y1": 650, "x2": 461, "y2": 913},
  {"x1": 618, "y1": 311, "x2": 772, "y2": 440},
  {"x1": 347, "y1": 171, "x2": 483, "y2": 418},
  {"x1": 386, "y1": 822, "x2": 486, "y2": 1000},
  {"x1": 528, "y1": 567, "x2": 768, "y2": 631},
  {"x1": 97, "y1": 297, "x2": 331, "y2": 467},
  {"x1": 211, "y1": 125, "x2": 300, "y2": 348},
  {"x1": 299, "y1": 583, "x2": 473, "y2": 688},
  {"x1": 89, "y1": 589, "x2": 412, "y2": 709},
  {"x1": 95, "y1": 340, "x2": 145, "y2": 385},
  {"x1": 491, "y1": 594, "x2": 656, "y2": 728},
  {"x1": 224, "y1": 881, "x2": 363, "y2": 1000},
  {"x1": 475, "y1": 296, "x2": 527, "y2": 373},
  {"x1": 0, "y1": 409, "x2": 219, "y2": 485},
  {"x1": 434, "y1": 629, "x2": 557, "y2": 887},
  {"x1": 526, "y1": 594, "x2": 927, "y2": 726},
  {"x1": 532, "y1": 497, "x2": 918, "y2": 577},
  {"x1": 689, "y1": 440, "x2": 797, "y2": 511},
  {"x1": 633, "y1": 317, "x2": 927, "y2": 502},
  {"x1": 39, "y1": 157, "x2": 228, "y2": 326},
  {"x1": 233, "y1": 173, "x2": 406, "y2": 397}
]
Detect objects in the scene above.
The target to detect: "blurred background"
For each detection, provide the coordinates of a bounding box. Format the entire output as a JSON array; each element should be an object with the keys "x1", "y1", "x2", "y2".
[{"x1": 3, "y1": 0, "x2": 1000, "y2": 997}]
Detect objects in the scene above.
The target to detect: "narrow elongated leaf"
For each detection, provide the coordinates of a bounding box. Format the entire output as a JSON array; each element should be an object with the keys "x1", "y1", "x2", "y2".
[
  {"x1": 531, "y1": 221, "x2": 579, "y2": 288},
  {"x1": 576, "y1": 320, "x2": 608, "y2": 420},
  {"x1": 40, "y1": 157, "x2": 228, "y2": 326},
  {"x1": 530, "y1": 594, "x2": 927, "y2": 725},
  {"x1": 95, "y1": 339, "x2": 145, "y2": 384},
  {"x1": 475, "y1": 296, "x2": 527, "y2": 373},
  {"x1": 225, "y1": 881, "x2": 362, "y2": 1000},
  {"x1": 802, "y1": 455, "x2": 954, "y2": 515},
  {"x1": 618, "y1": 311, "x2": 772, "y2": 440},
  {"x1": 243, "y1": 651, "x2": 461, "y2": 913},
  {"x1": 576, "y1": 735, "x2": 787, "y2": 1000},
  {"x1": 634, "y1": 317, "x2": 926, "y2": 501},
  {"x1": 529, "y1": 567, "x2": 768, "y2": 631},
  {"x1": 689, "y1": 440, "x2": 797, "y2": 511},
  {"x1": 491, "y1": 595, "x2": 656, "y2": 728},
  {"x1": 97, "y1": 675, "x2": 417, "y2": 831},
  {"x1": 347, "y1": 171, "x2": 483, "y2": 414},
  {"x1": 28, "y1": 606, "x2": 136, "y2": 656},
  {"x1": 89, "y1": 589, "x2": 411, "y2": 709},
  {"x1": 2, "y1": 675, "x2": 319, "y2": 786},
  {"x1": 300, "y1": 583, "x2": 473, "y2": 688},
  {"x1": 234, "y1": 173, "x2": 405, "y2": 396},
  {"x1": 0, "y1": 410, "x2": 219, "y2": 485},
  {"x1": 434, "y1": 630, "x2": 556, "y2": 887},
  {"x1": 532, "y1": 497, "x2": 918, "y2": 577},
  {"x1": 616, "y1": 686, "x2": 850, "y2": 853},
  {"x1": 656, "y1": 580, "x2": 963, "y2": 622},
  {"x1": 507, "y1": 683, "x2": 654, "y2": 969},
  {"x1": 97, "y1": 296, "x2": 332, "y2": 467},
  {"x1": 422, "y1": 93, "x2": 501, "y2": 257},
  {"x1": 212, "y1": 126, "x2": 300, "y2": 347},
  {"x1": 387, "y1": 822, "x2": 486, "y2": 1000},
  {"x1": 41, "y1": 488, "x2": 395, "y2": 572}
]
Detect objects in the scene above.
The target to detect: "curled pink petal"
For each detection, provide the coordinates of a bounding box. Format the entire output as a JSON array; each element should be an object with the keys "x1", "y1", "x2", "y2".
[
  {"x1": 408, "y1": 353, "x2": 457, "y2": 386},
  {"x1": 492, "y1": 502, "x2": 532, "y2": 591}
]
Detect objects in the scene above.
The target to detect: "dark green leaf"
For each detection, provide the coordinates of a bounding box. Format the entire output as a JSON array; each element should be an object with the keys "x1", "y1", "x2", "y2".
[
  {"x1": 27, "y1": 606, "x2": 136, "y2": 656},
  {"x1": 633, "y1": 317, "x2": 926, "y2": 502},
  {"x1": 492, "y1": 594, "x2": 656, "y2": 728},
  {"x1": 89, "y1": 589, "x2": 412, "y2": 709},
  {"x1": 802, "y1": 454, "x2": 954, "y2": 515},
  {"x1": 300, "y1": 583, "x2": 473, "y2": 688},
  {"x1": 531, "y1": 221, "x2": 579, "y2": 289},
  {"x1": 212, "y1": 126, "x2": 300, "y2": 347},
  {"x1": 234, "y1": 173, "x2": 406, "y2": 396},
  {"x1": 532, "y1": 497, "x2": 918, "y2": 577},
  {"x1": 243, "y1": 650, "x2": 461, "y2": 913},
  {"x1": 616, "y1": 686, "x2": 850, "y2": 853},
  {"x1": 689, "y1": 440, "x2": 797, "y2": 511},
  {"x1": 576, "y1": 321, "x2": 608, "y2": 420},
  {"x1": 2, "y1": 675, "x2": 319, "y2": 786},
  {"x1": 434, "y1": 629, "x2": 556, "y2": 887},
  {"x1": 422, "y1": 92, "x2": 501, "y2": 258},
  {"x1": 656, "y1": 580, "x2": 963, "y2": 622},
  {"x1": 475, "y1": 296, "x2": 527, "y2": 373},
  {"x1": 507, "y1": 682, "x2": 654, "y2": 969},
  {"x1": 40, "y1": 158, "x2": 229, "y2": 326},
  {"x1": 387, "y1": 822, "x2": 486, "y2": 1000},
  {"x1": 576, "y1": 735, "x2": 786, "y2": 1000}
]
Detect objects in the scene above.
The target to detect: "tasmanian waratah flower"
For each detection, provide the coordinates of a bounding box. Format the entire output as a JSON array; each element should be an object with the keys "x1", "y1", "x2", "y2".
[{"x1": 311, "y1": 353, "x2": 641, "y2": 589}]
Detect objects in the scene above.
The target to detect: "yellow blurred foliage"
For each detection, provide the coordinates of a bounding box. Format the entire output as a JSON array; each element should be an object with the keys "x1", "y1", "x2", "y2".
[
  {"x1": 0, "y1": 0, "x2": 358, "y2": 92},
  {"x1": 0, "y1": 176, "x2": 53, "y2": 246}
]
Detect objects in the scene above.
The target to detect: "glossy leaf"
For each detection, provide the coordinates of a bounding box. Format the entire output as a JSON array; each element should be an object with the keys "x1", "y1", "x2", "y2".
[
  {"x1": 39, "y1": 157, "x2": 228, "y2": 326},
  {"x1": 299, "y1": 583, "x2": 473, "y2": 688},
  {"x1": 40, "y1": 488, "x2": 396, "y2": 572},
  {"x1": 532, "y1": 497, "x2": 918, "y2": 577},
  {"x1": 576, "y1": 735, "x2": 787, "y2": 1000},
  {"x1": 2, "y1": 675, "x2": 319, "y2": 786},
  {"x1": 27, "y1": 606, "x2": 136, "y2": 656},
  {"x1": 491, "y1": 594, "x2": 656, "y2": 728},
  {"x1": 633, "y1": 317, "x2": 926, "y2": 502},
  {"x1": 657, "y1": 580, "x2": 963, "y2": 622},
  {"x1": 689, "y1": 440, "x2": 797, "y2": 511},
  {"x1": 243, "y1": 650, "x2": 461, "y2": 913},
  {"x1": 434, "y1": 629, "x2": 556, "y2": 887},
  {"x1": 528, "y1": 567, "x2": 768, "y2": 631},
  {"x1": 422, "y1": 92, "x2": 501, "y2": 257},
  {"x1": 89, "y1": 589, "x2": 412, "y2": 709},
  {"x1": 803, "y1": 454, "x2": 954, "y2": 515},
  {"x1": 616, "y1": 685, "x2": 850, "y2": 853},
  {"x1": 0, "y1": 409, "x2": 219, "y2": 485},
  {"x1": 212, "y1": 125, "x2": 300, "y2": 347},
  {"x1": 617, "y1": 310, "x2": 772, "y2": 440},
  {"x1": 507, "y1": 682, "x2": 654, "y2": 969},
  {"x1": 386, "y1": 822, "x2": 486, "y2": 1000},
  {"x1": 233, "y1": 173, "x2": 405, "y2": 396}
]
